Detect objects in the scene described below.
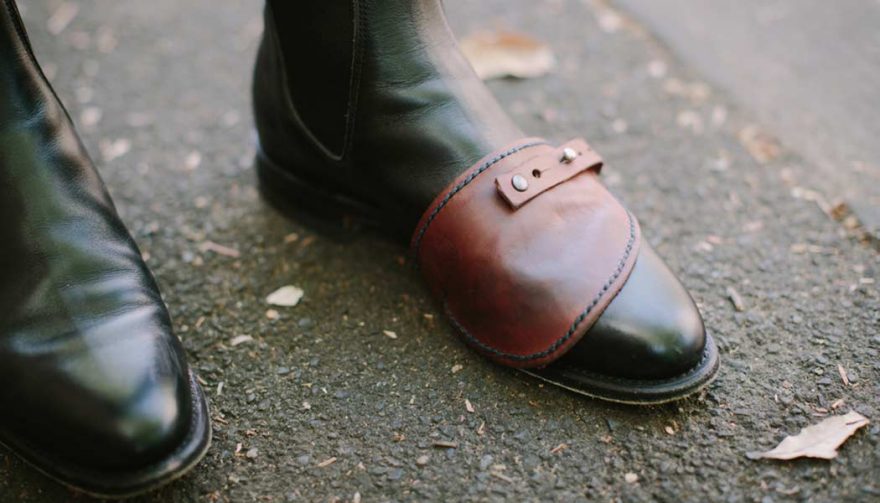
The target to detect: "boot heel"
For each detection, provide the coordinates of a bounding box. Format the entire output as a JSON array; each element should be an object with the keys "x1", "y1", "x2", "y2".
[{"x1": 255, "y1": 149, "x2": 409, "y2": 242}]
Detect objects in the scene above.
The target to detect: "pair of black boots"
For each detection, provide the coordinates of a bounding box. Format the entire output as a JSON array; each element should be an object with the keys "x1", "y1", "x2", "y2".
[{"x1": 0, "y1": 0, "x2": 717, "y2": 497}]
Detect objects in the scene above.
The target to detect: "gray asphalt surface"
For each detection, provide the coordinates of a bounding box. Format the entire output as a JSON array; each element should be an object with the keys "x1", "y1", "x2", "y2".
[
  {"x1": 2, "y1": 0, "x2": 878, "y2": 501},
  {"x1": 612, "y1": 0, "x2": 880, "y2": 238}
]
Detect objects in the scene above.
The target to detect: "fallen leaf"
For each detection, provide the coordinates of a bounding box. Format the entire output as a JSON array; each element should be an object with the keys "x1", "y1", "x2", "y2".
[
  {"x1": 838, "y1": 364, "x2": 850, "y2": 386},
  {"x1": 317, "y1": 457, "x2": 337, "y2": 468},
  {"x1": 747, "y1": 411, "x2": 870, "y2": 460},
  {"x1": 229, "y1": 335, "x2": 253, "y2": 346},
  {"x1": 266, "y1": 285, "x2": 304, "y2": 307},
  {"x1": 199, "y1": 240, "x2": 240, "y2": 258},
  {"x1": 492, "y1": 471, "x2": 514, "y2": 483},
  {"x1": 624, "y1": 472, "x2": 639, "y2": 483},
  {"x1": 465, "y1": 399, "x2": 475, "y2": 413},
  {"x1": 451, "y1": 364, "x2": 463, "y2": 374},
  {"x1": 738, "y1": 125, "x2": 781, "y2": 164},
  {"x1": 382, "y1": 330, "x2": 398, "y2": 339},
  {"x1": 550, "y1": 443, "x2": 567, "y2": 454},
  {"x1": 726, "y1": 286, "x2": 746, "y2": 312},
  {"x1": 460, "y1": 30, "x2": 555, "y2": 80}
]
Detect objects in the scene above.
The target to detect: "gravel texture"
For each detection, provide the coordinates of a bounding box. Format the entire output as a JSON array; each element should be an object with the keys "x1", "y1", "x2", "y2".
[{"x1": 2, "y1": 0, "x2": 877, "y2": 501}]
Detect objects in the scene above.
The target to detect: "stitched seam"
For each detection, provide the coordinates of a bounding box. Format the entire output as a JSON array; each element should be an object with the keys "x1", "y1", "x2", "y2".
[
  {"x1": 264, "y1": 4, "x2": 348, "y2": 161},
  {"x1": 343, "y1": 0, "x2": 365, "y2": 159},
  {"x1": 412, "y1": 140, "x2": 547, "y2": 254},
  {"x1": 444, "y1": 211, "x2": 637, "y2": 362}
]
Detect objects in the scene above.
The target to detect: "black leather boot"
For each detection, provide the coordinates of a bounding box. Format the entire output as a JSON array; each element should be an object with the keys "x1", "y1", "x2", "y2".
[
  {"x1": 253, "y1": 0, "x2": 719, "y2": 404},
  {"x1": 0, "y1": 0, "x2": 210, "y2": 495}
]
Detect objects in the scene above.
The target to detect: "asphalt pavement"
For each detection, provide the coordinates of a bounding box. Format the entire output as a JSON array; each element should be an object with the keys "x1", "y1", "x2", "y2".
[{"x1": 1, "y1": 0, "x2": 878, "y2": 501}]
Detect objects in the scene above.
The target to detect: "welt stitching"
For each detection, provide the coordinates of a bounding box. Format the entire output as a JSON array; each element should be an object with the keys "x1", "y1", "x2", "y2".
[
  {"x1": 411, "y1": 140, "x2": 547, "y2": 254},
  {"x1": 444, "y1": 211, "x2": 637, "y2": 362}
]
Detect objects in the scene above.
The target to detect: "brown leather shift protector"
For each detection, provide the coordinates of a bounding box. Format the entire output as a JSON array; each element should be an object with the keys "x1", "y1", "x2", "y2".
[{"x1": 412, "y1": 138, "x2": 641, "y2": 368}]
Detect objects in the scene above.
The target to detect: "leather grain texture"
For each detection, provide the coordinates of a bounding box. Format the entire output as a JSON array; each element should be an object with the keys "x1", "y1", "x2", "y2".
[
  {"x1": 253, "y1": 0, "x2": 717, "y2": 398},
  {"x1": 494, "y1": 138, "x2": 603, "y2": 209},
  {"x1": 413, "y1": 139, "x2": 641, "y2": 368},
  {"x1": 0, "y1": 1, "x2": 209, "y2": 494},
  {"x1": 254, "y1": 0, "x2": 525, "y2": 231}
]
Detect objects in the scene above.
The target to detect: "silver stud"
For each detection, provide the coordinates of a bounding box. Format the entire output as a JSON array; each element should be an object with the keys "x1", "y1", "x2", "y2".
[
  {"x1": 561, "y1": 147, "x2": 578, "y2": 163},
  {"x1": 511, "y1": 174, "x2": 529, "y2": 192}
]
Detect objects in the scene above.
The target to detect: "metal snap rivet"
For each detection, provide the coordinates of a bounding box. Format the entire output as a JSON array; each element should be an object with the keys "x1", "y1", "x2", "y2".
[
  {"x1": 561, "y1": 147, "x2": 578, "y2": 163},
  {"x1": 511, "y1": 174, "x2": 529, "y2": 192}
]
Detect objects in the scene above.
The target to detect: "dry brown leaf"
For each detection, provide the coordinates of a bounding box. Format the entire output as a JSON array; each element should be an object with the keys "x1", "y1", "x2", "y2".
[
  {"x1": 460, "y1": 31, "x2": 555, "y2": 80},
  {"x1": 747, "y1": 411, "x2": 869, "y2": 460},
  {"x1": 199, "y1": 240, "x2": 240, "y2": 258},
  {"x1": 432, "y1": 440, "x2": 458, "y2": 449},
  {"x1": 738, "y1": 125, "x2": 781, "y2": 164},
  {"x1": 550, "y1": 443, "x2": 568, "y2": 454},
  {"x1": 837, "y1": 364, "x2": 850, "y2": 386},
  {"x1": 317, "y1": 457, "x2": 337, "y2": 468},
  {"x1": 726, "y1": 286, "x2": 746, "y2": 312}
]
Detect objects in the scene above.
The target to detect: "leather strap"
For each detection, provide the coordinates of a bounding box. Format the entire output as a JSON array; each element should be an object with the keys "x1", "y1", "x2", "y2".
[
  {"x1": 495, "y1": 139, "x2": 603, "y2": 209},
  {"x1": 412, "y1": 138, "x2": 641, "y2": 368}
]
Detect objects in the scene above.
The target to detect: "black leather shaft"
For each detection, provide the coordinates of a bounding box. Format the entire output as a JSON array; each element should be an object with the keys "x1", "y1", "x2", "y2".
[
  {"x1": 0, "y1": 0, "x2": 196, "y2": 473},
  {"x1": 254, "y1": 0, "x2": 710, "y2": 384},
  {"x1": 269, "y1": 1, "x2": 355, "y2": 157},
  {"x1": 256, "y1": 0, "x2": 524, "y2": 231}
]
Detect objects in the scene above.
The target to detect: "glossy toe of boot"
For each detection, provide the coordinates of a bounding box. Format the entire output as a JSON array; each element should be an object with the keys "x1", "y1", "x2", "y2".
[
  {"x1": 527, "y1": 244, "x2": 720, "y2": 404},
  {"x1": 0, "y1": 310, "x2": 211, "y2": 498}
]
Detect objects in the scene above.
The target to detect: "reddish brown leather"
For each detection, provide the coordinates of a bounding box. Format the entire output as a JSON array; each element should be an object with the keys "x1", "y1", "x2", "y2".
[
  {"x1": 411, "y1": 138, "x2": 641, "y2": 368},
  {"x1": 495, "y1": 139, "x2": 603, "y2": 209}
]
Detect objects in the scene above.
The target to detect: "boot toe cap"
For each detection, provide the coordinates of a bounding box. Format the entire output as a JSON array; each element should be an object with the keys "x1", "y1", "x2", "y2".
[
  {"x1": 558, "y1": 244, "x2": 707, "y2": 380},
  {"x1": 98, "y1": 378, "x2": 192, "y2": 468},
  {"x1": 2, "y1": 315, "x2": 198, "y2": 473}
]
